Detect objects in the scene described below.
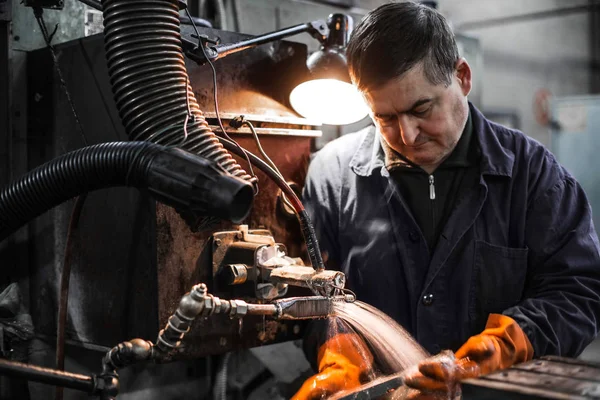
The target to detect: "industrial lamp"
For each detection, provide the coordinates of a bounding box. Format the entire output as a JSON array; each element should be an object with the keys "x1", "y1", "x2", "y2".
[
  {"x1": 289, "y1": 14, "x2": 369, "y2": 125},
  {"x1": 183, "y1": 13, "x2": 369, "y2": 126}
]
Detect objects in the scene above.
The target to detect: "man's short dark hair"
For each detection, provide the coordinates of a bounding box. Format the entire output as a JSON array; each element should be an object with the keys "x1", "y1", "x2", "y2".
[{"x1": 347, "y1": 1, "x2": 460, "y2": 91}]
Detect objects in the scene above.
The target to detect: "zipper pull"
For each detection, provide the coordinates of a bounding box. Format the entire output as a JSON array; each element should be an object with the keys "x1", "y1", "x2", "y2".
[{"x1": 429, "y1": 175, "x2": 436, "y2": 200}]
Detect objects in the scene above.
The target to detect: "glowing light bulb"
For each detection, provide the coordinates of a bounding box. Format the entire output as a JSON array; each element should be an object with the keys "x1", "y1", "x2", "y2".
[{"x1": 290, "y1": 79, "x2": 370, "y2": 125}]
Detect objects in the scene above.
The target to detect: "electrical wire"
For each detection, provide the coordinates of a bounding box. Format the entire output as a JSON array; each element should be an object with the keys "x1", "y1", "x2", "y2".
[
  {"x1": 33, "y1": 8, "x2": 88, "y2": 147},
  {"x1": 185, "y1": 7, "x2": 259, "y2": 194},
  {"x1": 32, "y1": 8, "x2": 91, "y2": 400},
  {"x1": 182, "y1": 75, "x2": 193, "y2": 146},
  {"x1": 238, "y1": 118, "x2": 297, "y2": 215},
  {"x1": 217, "y1": 136, "x2": 303, "y2": 212},
  {"x1": 184, "y1": 9, "x2": 324, "y2": 270},
  {"x1": 55, "y1": 194, "x2": 87, "y2": 400}
]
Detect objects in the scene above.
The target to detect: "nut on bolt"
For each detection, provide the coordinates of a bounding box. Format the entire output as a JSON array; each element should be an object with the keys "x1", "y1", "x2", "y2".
[
  {"x1": 168, "y1": 314, "x2": 191, "y2": 332},
  {"x1": 212, "y1": 296, "x2": 222, "y2": 314},
  {"x1": 230, "y1": 299, "x2": 248, "y2": 317},
  {"x1": 202, "y1": 295, "x2": 215, "y2": 316}
]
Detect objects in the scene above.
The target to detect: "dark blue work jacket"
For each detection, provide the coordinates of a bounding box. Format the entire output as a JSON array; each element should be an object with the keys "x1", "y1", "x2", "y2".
[{"x1": 303, "y1": 104, "x2": 600, "y2": 357}]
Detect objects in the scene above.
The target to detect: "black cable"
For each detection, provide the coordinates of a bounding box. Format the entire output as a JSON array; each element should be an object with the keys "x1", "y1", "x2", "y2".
[
  {"x1": 183, "y1": 10, "x2": 323, "y2": 270},
  {"x1": 185, "y1": 7, "x2": 259, "y2": 194},
  {"x1": 234, "y1": 117, "x2": 296, "y2": 214},
  {"x1": 180, "y1": 15, "x2": 212, "y2": 28},
  {"x1": 33, "y1": 10, "x2": 91, "y2": 399},
  {"x1": 217, "y1": 136, "x2": 325, "y2": 271},
  {"x1": 217, "y1": 136, "x2": 302, "y2": 211},
  {"x1": 33, "y1": 8, "x2": 88, "y2": 147}
]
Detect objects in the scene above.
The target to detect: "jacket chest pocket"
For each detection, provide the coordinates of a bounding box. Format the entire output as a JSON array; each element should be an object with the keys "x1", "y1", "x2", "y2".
[{"x1": 470, "y1": 240, "x2": 528, "y2": 330}]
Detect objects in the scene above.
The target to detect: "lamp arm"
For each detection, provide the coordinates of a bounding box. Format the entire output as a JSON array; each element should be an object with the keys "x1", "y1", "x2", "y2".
[
  {"x1": 185, "y1": 20, "x2": 329, "y2": 65},
  {"x1": 212, "y1": 20, "x2": 328, "y2": 60}
]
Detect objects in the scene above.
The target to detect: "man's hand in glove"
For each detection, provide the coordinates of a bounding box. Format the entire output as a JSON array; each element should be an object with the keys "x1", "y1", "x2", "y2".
[
  {"x1": 403, "y1": 314, "x2": 534, "y2": 397},
  {"x1": 292, "y1": 332, "x2": 374, "y2": 400}
]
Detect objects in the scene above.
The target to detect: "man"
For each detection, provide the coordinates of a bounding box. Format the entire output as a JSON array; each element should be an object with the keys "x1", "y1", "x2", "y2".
[{"x1": 292, "y1": 2, "x2": 600, "y2": 399}]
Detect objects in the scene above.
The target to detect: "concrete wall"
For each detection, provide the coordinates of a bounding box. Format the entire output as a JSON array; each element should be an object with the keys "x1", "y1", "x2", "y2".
[{"x1": 439, "y1": 0, "x2": 593, "y2": 145}]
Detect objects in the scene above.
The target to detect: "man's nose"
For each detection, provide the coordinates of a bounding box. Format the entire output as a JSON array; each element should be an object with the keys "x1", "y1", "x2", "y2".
[{"x1": 398, "y1": 116, "x2": 419, "y2": 146}]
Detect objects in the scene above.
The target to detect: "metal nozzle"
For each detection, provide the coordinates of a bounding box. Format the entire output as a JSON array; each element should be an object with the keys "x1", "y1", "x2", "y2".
[
  {"x1": 244, "y1": 295, "x2": 353, "y2": 320},
  {"x1": 275, "y1": 296, "x2": 333, "y2": 320}
]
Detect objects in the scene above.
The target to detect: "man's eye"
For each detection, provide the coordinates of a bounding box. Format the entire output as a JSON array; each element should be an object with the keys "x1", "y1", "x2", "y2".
[
  {"x1": 412, "y1": 106, "x2": 431, "y2": 116},
  {"x1": 375, "y1": 114, "x2": 395, "y2": 123}
]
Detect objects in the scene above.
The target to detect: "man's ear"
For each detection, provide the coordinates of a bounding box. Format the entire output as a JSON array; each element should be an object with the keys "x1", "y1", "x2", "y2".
[{"x1": 455, "y1": 58, "x2": 472, "y2": 96}]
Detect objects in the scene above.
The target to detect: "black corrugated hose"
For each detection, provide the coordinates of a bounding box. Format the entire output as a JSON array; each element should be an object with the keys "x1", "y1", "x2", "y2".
[
  {"x1": 101, "y1": 0, "x2": 255, "y2": 185},
  {"x1": 101, "y1": 0, "x2": 325, "y2": 270},
  {"x1": 0, "y1": 141, "x2": 254, "y2": 241}
]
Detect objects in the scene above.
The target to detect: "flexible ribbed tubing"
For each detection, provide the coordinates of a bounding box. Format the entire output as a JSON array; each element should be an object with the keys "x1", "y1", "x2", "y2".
[
  {"x1": 0, "y1": 142, "x2": 162, "y2": 241},
  {"x1": 102, "y1": 0, "x2": 254, "y2": 183}
]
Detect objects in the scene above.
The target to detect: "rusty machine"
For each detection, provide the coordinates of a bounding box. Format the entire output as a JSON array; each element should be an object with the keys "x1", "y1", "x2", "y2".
[
  {"x1": 3, "y1": 1, "x2": 600, "y2": 400},
  {"x1": 0, "y1": 0, "x2": 362, "y2": 398}
]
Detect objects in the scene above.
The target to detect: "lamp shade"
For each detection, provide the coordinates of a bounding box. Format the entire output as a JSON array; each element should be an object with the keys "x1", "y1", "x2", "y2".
[{"x1": 289, "y1": 14, "x2": 369, "y2": 125}]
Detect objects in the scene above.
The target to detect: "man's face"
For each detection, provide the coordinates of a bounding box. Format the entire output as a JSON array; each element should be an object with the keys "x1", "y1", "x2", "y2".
[{"x1": 362, "y1": 60, "x2": 472, "y2": 173}]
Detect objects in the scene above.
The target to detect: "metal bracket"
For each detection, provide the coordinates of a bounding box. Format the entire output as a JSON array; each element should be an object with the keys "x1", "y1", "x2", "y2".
[{"x1": 211, "y1": 227, "x2": 288, "y2": 300}]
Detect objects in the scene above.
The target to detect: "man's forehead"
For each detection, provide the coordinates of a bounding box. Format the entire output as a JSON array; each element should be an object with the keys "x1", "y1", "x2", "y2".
[
  {"x1": 362, "y1": 65, "x2": 441, "y2": 111},
  {"x1": 365, "y1": 80, "x2": 429, "y2": 109}
]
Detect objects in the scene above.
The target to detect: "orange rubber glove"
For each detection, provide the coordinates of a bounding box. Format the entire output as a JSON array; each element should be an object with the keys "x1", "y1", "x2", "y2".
[
  {"x1": 403, "y1": 314, "x2": 534, "y2": 396},
  {"x1": 292, "y1": 333, "x2": 374, "y2": 400}
]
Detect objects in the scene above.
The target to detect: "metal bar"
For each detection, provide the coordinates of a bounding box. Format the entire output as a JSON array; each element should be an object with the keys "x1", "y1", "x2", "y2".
[
  {"x1": 213, "y1": 21, "x2": 325, "y2": 60},
  {"x1": 457, "y1": 4, "x2": 600, "y2": 31},
  {"x1": 246, "y1": 303, "x2": 278, "y2": 316},
  {"x1": 209, "y1": 125, "x2": 322, "y2": 138},
  {"x1": 202, "y1": 111, "x2": 322, "y2": 127},
  {"x1": 330, "y1": 373, "x2": 405, "y2": 400},
  {"x1": 0, "y1": 359, "x2": 95, "y2": 393}
]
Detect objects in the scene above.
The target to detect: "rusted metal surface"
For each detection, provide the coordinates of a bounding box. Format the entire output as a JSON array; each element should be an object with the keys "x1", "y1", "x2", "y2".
[
  {"x1": 461, "y1": 356, "x2": 600, "y2": 399},
  {"x1": 269, "y1": 266, "x2": 346, "y2": 294},
  {"x1": 183, "y1": 25, "x2": 318, "y2": 126},
  {"x1": 156, "y1": 135, "x2": 313, "y2": 357},
  {"x1": 156, "y1": 28, "x2": 317, "y2": 358},
  {"x1": 21, "y1": 25, "x2": 316, "y2": 356}
]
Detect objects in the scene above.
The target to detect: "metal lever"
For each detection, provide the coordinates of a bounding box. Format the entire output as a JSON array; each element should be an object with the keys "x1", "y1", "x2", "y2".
[{"x1": 329, "y1": 372, "x2": 405, "y2": 400}]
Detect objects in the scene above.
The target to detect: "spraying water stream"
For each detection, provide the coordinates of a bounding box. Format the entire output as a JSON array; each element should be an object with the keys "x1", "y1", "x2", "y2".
[
  {"x1": 332, "y1": 301, "x2": 429, "y2": 372},
  {"x1": 320, "y1": 300, "x2": 433, "y2": 399}
]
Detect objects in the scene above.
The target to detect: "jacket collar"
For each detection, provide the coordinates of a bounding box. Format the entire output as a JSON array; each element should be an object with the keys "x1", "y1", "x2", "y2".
[{"x1": 349, "y1": 102, "x2": 515, "y2": 178}]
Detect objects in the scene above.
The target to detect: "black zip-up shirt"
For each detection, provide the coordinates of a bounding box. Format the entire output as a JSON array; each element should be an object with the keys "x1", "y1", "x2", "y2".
[{"x1": 384, "y1": 112, "x2": 480, "y2": 252}]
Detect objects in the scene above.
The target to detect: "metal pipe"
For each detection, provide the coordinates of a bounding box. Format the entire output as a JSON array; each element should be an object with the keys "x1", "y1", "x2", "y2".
[
  {"x1": 155, "y1": 284, "x2": 208, "y2": 353},
  {"x1": 246, "y1": 303, "x2": 278, "y2": 316},
  {"x1": 180, "y1": 15, "x2": 212, "y2": 28},
  {"x1": 0, "y1": 358, "x2": 94, "y2": 393}
]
